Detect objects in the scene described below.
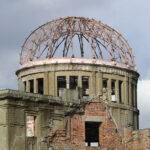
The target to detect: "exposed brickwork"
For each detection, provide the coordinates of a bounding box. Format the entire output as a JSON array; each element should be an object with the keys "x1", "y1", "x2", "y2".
[
  {"x1": 124, "y1": 128, "x2": 150, "y2": 150},
  {"x1": 48, "y1": 97, "x2": 123, "y2": 150},
  {"x1": 47, "y1": 97, "x2": 150, "y2": 150}
]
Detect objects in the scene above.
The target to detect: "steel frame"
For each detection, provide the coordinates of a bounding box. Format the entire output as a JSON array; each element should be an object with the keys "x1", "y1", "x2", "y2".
[{"x1": 20, "y1": 17, "x2": 135, "y2": 68}]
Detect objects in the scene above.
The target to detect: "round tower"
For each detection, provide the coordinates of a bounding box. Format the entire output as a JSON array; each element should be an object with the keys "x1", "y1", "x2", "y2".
[{"x1": 16, "y1": 17, "x2": 139, "y2": 132}]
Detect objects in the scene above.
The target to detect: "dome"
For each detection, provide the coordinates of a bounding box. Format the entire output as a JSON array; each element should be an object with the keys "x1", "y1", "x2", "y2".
[{"x1": 20, "y1": 17, "x2": 135, "y2": 68}]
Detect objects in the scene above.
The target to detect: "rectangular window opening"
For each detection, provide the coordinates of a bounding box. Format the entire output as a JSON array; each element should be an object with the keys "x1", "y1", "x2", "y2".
[
  {"x1": 131, "y1": 83, "x2": 135, "y2": 106},
  {"x1": 102, "y1": 78, "x2": 108, "y2": 89},
  {"x1": 29, "y1": 80, "x2": 34, "y2": 93},
  {"x1": 85, "y1": 122, "x2": 100, "y2": 147},
  {"x1": 70, "y1": 76, "x2": 78, "y2": 89},
  {"x1": 82, "y1": 76, "x2": 89, "y2": 98},
  {"x1": 26, "y1": 116, "x2": 36, "y2": 137},
  {"x1": 57, "y1": 76, "x2": 66, "y2": 96},
  {"x1": 37, "y1": 78, "x2": 44, "y2": 94},
  {"x1": 135, "y1": 85, "x2": 137, "y2": 107},
  {"x1": 119, "y1": 81, "x2": 122, "y2": 103},
  {"x1": 111, "y1": 80, "x2": 116, "y2": 102},
  {"x1": 24, "y1": 81, "x2": 26, "y2": 92}
]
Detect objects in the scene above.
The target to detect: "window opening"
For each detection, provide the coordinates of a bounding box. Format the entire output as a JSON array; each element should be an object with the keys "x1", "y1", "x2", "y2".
[
  {"x1": 135, "y1": 85, "x2": 137, "y2": 107},
  {"x1": 119, "y1": 81, "x2": 122, "y2": 103},
  {"x1": 57, "y1": 76, "x2": 66, "y2": 96},
  {"x1": 85, "y1": 122, "x2": 100, "y2": 147},
  {"x1": 26, "y1": 116, "x2": 36, "y2": 137},
  {"x1": 102, "y1": 78, "x2": 108, "y2": 89},
  {"x1": 111, "y1": 80, "x2": 116, "y2": 102},
  {"x1": 24, "y1": 81, "x2": 26, "y2": 92},
  {"x1": 70, "y1": 76, "x2": 78, "y2": 89},
  {"x1": 29, "y1": 80, "x2": 34, "y2": 93},
  {"x1": 131, "y1": 83, "x2": 134, "y2": 106},
  {"x1": 37, "y1": 78, "x2": 44, "y2": 94},
  {"x1": 82, "y1": 76, "x2": 89, "y2": 97}
]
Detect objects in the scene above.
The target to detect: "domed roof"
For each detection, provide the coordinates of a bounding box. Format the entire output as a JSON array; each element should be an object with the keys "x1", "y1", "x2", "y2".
[{"x1": 20, "y1": 16, "x2": 135, "y2": 68}]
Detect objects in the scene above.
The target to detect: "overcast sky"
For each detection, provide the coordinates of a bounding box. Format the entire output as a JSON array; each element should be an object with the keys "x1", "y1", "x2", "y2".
[{"x1": 0, "y1": 0, "x2": 150, "y2": 129}]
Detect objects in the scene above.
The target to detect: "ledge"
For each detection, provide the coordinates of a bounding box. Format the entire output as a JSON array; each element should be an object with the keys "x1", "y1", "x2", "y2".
[
  {"x1": 17, "y1": 58, "x2": 138, "y2": 73},
  {"x1": 0, "y1": 89, "x2": 81, "y2": 106}
]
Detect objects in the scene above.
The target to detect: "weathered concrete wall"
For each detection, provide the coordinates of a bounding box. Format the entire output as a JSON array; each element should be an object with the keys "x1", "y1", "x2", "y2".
[
  {"x1": 0, "y1": 89, "x2": 80, "y2": 150},
  {"x1": 0, "y1": 102, "x2": 8, "y2": 150},
  {"x1": 16, "y1": 62, "x2": 139, "y2": 133}
]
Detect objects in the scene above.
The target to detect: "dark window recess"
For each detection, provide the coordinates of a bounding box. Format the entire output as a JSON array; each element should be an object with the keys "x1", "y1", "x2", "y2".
[
  {"x1": 135, "y1": 86, "x2": 137, "y2": 107},
  {"x1": 82, "y1": 76, "x2": 89, "y2": 97},
  {"x1": 131, "y1": 83, "x2": 134, "y2": 106},
  {"x1": 37, "y1": 78, "x2": 44, "y2": 94},
  {"x1": 119, "y1": 81, "x2": 122, "y2": 103},
  {"x1": 57, "y1": 76, "x2": 66, "y2": 95},
  {"x1": 85, "y1": 122, "x2": 100, "y2": 147},
  {"x1": 29, "y1": 80, "x2": 34, "y2": 93},
  {"x1": 127, "y1": 80, "x2": 129, "y2": 104},
  {"x1": 70, "y1": 76, "x2": 78, "y2": 89},
  {"x1": 111, "y1": 80, "x2": 116, "y2": 101},
  {"x1": 102, "y1": 78, "x2": 108, "y2": 89},
  {"x1": 24, "y1": 81, "x2": 26, "y2": 92}
]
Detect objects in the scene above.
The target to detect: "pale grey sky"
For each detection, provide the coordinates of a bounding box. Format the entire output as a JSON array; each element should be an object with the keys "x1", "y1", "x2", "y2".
[{"x1": 0, "y1": 0, "x2": 150, "y2": 129}]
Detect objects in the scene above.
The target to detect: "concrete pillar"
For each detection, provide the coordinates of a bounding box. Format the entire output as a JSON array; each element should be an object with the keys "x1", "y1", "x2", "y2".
[
  {"x1": 66, "y1": 76, "x2": 69, "y2": 89},
  {"x1": 26, "y1": 80, "x2": 30, "y2": 92},
  {"x1": 122, "y1": 81, "x2": 125, "y2": 104},
  {"x1": 44, "y1": 72, "x2": 49, "y2": 95},
  {"x1": 129, "y1": 77, "x2": 132, "y2": 106},
  {"x1": 78, "y1": 75, "x2": 82, "y2": 88},
  {"x1": 96, "y1": 72, "x2": 102, "y2": 95},
  {"x1": 124, "y1": 76, "x2": 129, "y2": 105},
  {"x1": 49, "y1": 72, "x2": 55, "y2": 96},
  {"x1": 90, "y1": 72, "x2": 96, "y2": 97},
  {"x1": 34, "y1": 79, "x2": 38, "y2": 93},
  {"x1": 18, "y1": 78, "x2": 22, "y2": 91},
  {"x1": 108, "y1": 78, "x2": 111, "y2": 101},
  {"x1": 115, "y1": 80, "x2": 119, "y2": 102}
]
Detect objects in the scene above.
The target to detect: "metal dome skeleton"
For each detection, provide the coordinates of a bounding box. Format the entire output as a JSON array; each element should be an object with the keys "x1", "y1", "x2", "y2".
[{"x1": 20, "y1": 17, "x2": 135, "y2": 68}]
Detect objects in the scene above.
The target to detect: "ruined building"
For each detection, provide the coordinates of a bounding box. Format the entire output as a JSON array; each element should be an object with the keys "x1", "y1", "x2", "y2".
[{"x1": 0, "y1": 17, "x2": 149, "y2": 150}]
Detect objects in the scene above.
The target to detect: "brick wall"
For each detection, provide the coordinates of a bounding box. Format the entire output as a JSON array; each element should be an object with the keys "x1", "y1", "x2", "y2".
[
  {"x1": 124, "y1": 128, "x2": 150, "y2": 150},
  {"x1": 47, "y1": 97, "x2": 150, "y2": 150},
  {"x1": 48, "y1": 98, "x2": 123, "y2": 150}
]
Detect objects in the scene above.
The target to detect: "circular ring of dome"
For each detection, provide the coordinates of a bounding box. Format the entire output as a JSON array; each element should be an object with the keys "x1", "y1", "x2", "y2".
[{"x1": 20, "y1": 16, "x2": 135, "y2": 68}]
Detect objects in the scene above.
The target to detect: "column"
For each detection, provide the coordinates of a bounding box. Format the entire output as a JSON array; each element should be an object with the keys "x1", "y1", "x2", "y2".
[
  {"x1": 122, "y1": 81, "x2": 125, "y2": 104},
  {"x1": 66, "y1": 76, "x2": 69, "y2": 89},
  {"x1": 44, "y1": 72, "x2": 49, "y2": 95},
  {"x1": 49, "y1": 72, "x2": 55, "y2": 96},
  {"x1": 96, "y1": 72, "x2": 102, "y2": 95},
  {"x1": 124, "y1": 76, "x2": 129, "y2": 105},
  {"x1": 78, "y1": 75, "x2": 82, "y2": 98},
  {"x1": 129, "y1": 77, "x2": 132, "y2": 106},
  {"x1": 78, "y1": 75, "x2": 82, "y2": 88},
  {"x1": 26, "y1": 80, "x2": 30, "y2": 92},
  {"x1": 115, "y1": 80, "x2": 119, "y2": 103},
  {"x1": 90, "y1": 72, "x2": 96, "y2": 97},
  {"x1": 108, "y1": 78, "x2": 111, "y2": 101},
  {"x1": 34, "y1": 79, "x2": 38, "y2": 93}
]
